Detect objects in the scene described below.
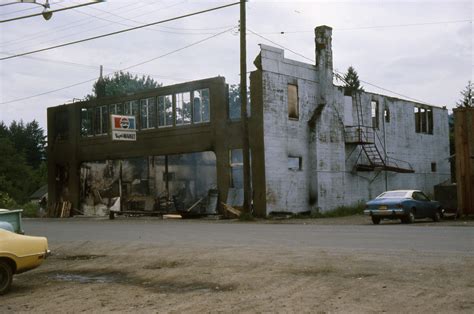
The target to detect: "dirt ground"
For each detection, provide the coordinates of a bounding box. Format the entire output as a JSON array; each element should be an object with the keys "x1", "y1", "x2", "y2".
[{"x1": 2, "y1": 216, "x2": 473, "y2": 313}]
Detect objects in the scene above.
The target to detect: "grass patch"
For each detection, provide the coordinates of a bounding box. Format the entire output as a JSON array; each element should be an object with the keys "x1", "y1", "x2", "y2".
[
  {"x1": 293, "y1": 201, "x2": 366, "y2": 219},
  {"x1": 238, "y1": 212, "x2": 255, "y2": 221}
]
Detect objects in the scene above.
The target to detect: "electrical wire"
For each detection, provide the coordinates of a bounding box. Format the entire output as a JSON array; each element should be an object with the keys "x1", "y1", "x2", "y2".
[
  {"x1": 0, "y1": 2, "x2": 240, "y2": 61},
  {"x1": 247, "y1": 28, "x2": 433, "y2": 105},
  {"x1": 0, "y1": 0, "x2": 105, "y2": 23},
  {"x1": 255, "y1": 19, "x2": 473, "y2": 34},
  {"x1": 0, "y1": 27, "x2": 234, "y2": 105},
  {"x1": 0, "y1": 1, "x2": 154, "y2": 48}
]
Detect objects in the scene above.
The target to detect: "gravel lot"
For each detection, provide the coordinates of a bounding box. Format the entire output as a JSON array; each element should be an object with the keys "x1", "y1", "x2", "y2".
[{"x1": 2, "y1": 215, "x2": 473, "y2": 313}]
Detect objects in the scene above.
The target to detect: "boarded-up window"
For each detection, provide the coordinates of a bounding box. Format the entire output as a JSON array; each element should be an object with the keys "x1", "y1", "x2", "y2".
[{"x1": 288, "y1": 84, "x2": 298, "y2": 119}]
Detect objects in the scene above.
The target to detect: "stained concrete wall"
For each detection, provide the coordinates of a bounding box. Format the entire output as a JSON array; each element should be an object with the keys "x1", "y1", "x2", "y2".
[{"x1": 253, "y1": 29, "x2": 450, "y2": 215}]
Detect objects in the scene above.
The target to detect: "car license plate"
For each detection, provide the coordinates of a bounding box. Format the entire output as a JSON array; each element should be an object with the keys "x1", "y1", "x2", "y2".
[{"x1": 379, "y1": 205, "x2": 387, "y2": 210}]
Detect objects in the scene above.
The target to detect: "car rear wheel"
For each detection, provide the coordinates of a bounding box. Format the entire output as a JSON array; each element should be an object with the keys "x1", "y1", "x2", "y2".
[
  {"x1": 0, "y1": 260, "x2": 13, "y2": 295},
  {"x1": 405, "y1": 211, "x2": 415, "y2": 224},
  {"x1": 433, "y1": 211, "x2": 441, "y2": 222},
  {"x1": 371, "y1": 216, "x2": 381, "y2": 225}
]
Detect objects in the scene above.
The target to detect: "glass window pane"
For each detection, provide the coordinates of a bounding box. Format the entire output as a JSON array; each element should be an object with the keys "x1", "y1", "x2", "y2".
[
  {"x1": 193, "y1": 91, "x2": 202, "y2": 123},
  {"x1": 176, "y1": 92, "x2": 191, "y2": 125}
]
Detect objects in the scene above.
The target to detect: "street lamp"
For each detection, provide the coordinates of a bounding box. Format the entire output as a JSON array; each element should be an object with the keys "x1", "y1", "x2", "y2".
[{"x1": 17, "y1": 0, "x2": 52, "y2": 20}]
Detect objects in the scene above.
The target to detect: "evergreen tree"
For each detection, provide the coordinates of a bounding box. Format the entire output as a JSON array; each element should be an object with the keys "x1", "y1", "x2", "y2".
[
  {"x1": 343, "y1": 66, "x2": 364, "y2": 94},
  {"x1": 456, "y1": 81, "x2": 473, "y2": 108}
]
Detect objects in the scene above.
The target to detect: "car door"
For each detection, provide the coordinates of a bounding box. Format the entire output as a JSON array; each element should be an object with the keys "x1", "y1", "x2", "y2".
[{"x1": 412, "y1": 192, "x2": 431, "y2": 217}]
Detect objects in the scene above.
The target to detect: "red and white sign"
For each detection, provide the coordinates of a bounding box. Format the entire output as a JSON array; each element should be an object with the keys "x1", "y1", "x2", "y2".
[{"x1": 110, "y1": 115, "x2": 136, "y2": 141}]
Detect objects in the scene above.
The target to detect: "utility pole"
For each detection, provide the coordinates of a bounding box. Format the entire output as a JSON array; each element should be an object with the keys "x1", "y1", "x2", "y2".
[{"x1": 240, "y1": 0, "x2": 251, "y2": 212}]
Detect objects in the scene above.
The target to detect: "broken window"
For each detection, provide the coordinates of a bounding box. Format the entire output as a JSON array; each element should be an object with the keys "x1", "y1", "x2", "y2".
[
  {"x1": 140, "y1": 97, "x2": 157, "y2": 129},
  {"x1": 110, "y1": 103, "x2": 124, "y2": 115},
  {"x1": 54, "y1": 109, "x2": 69, "y2": 140},
  {"x1": 94, "y1": 105, "x2": 108, "y2": 135},
  {"x1": 192, "y1": 89, "x2": 210, "y2": 123},
  {"x1": 427, "y1": 109, "x2": 433, "y2": 134},
  {"x1": 288, "y1": 84, "x2": 299, "y2": 119},
  {"x1": 414, "y1": 107, "x2": 421, "y2": 133},
  {"x1": 176, "y1": 92, "x2": 191, "y2": 126},
  {"x1": 420, "y1": 107, "x2": 427, "y2": 133},
  {"x1": 288, "y1": 156, "x2": 302, "y2": 171},
  {"x1": 124, "y1": 100, "x2": 139, "y2": 117},
  {"x1": 371, "y1": 100, "x2": 379, "y2": 129},
  {"x1": 230, "y1": 149, "x2": 243, "y2": 188},
  {"x1": 384, "y1": 107, "x2": 390, "y2": 123},
  {"x1": 80, "y1": 107, "x2": 94, "y2": 137},
  {"x1": 158, "y1": 95, "x2": 174, "y2": 127},
  {"x1": 431, "y1": 162, "x2": 437, "y2": 172},
  {"x1": 414, "y1": 106, "x2": 433, "y2": 134}
]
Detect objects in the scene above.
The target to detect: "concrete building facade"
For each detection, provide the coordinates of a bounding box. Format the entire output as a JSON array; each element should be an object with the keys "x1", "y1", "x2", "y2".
[
  {"x1": 47, "y1": 25, "x2": 450, "y2": 217},
  {"x1": 249, "y1": 26, "x2": 450, "y2": 215}
]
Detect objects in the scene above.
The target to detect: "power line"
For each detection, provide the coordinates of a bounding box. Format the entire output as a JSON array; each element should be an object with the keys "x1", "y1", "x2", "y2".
[
  {"x1": 0, "y1": 0, "x2": 105, "y2": 23},
  {"x1": 1, "y1": 1, "x2": 240, "y2": 61},
  {"x1": 0, "y1": 53, "x2": 192, "y2": 81},
  {"x1": 0, "y1": 1, "x2": 145, "y2": 47},
  {"x1": 0, "y1": 27, "x2": 234, "y2": 105},
  {"x1": 254, "y1": 19, "x2": 472, "y2": 34},
  {"x1": 247, "y1": 28, "x2": 433, "y2": 105},
  {"x1": 56, "y1": 2, "x2": 229, "y2": 36}
]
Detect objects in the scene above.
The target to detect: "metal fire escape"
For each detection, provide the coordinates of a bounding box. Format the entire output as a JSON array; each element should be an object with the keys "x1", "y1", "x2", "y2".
[{"x1": 345, "y1": 93, "x2": 414, "y2": 173}]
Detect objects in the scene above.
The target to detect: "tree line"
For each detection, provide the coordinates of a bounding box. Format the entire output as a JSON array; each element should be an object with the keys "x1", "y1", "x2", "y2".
[{"x1": 0, "y1": 121, "x2": 47, "y2": 208}]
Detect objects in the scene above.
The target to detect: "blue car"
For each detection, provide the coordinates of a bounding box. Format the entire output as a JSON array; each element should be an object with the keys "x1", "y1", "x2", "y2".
[{"x1": 364, "y1": 190, "x2": 443, "y2": 224}]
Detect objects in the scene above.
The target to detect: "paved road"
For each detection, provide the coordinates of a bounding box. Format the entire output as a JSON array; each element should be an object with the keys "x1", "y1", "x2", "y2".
[{"x1": 23, "y1": 218, "x2": 474, "y2": 255}]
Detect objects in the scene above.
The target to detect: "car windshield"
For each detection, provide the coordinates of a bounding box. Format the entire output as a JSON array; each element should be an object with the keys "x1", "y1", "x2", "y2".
[{"x1": 376, "y1": 191, "x2": 409, "y2": 199}]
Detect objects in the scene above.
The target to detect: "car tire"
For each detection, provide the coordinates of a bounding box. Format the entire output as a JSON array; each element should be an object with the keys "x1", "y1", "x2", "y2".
[
  {"x1": 433, "y1": 211, "x2": 441, "y2": 222},
  {"x1": 406, "y1": 211, "x2": 415, "y2": 224},
  {"x1": 371, "y1": 216, "x2": 381, "y2": 225},
  {"x1": 0, "y1": 260, "x2": 13, "y2": 295}
]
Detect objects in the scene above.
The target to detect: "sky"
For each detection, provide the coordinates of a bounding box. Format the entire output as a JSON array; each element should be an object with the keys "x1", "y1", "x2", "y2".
[{"x1": 0, "y1": 0, "x2": 472, "y2": 131}]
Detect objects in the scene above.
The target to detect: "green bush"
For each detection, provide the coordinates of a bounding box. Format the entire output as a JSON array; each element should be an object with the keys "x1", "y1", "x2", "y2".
[
  {"x1": 0, "y1": 191, "x2": 17, "y2": 209},
  {"x1": 20, "y1": 201, "x2": 39, "y2": 218}
]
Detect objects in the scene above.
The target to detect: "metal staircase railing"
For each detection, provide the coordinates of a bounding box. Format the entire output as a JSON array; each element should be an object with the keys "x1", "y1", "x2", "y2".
[{"x1": 345, "y1": 93, "x2": 414, "y2": 173}]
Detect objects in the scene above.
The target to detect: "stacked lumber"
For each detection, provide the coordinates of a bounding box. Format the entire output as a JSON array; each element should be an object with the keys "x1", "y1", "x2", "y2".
[{"x1": 48, "y1": 201, "x2": 72, "y2": 218}]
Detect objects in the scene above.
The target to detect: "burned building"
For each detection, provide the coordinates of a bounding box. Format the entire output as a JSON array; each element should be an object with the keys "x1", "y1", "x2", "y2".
[{"x1": 47, "y1": 25, "x2": 450, "y2": 217}]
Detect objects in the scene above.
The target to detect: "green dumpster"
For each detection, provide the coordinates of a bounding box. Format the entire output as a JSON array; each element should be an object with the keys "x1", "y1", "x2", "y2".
[{"x1": 0, "y1": 209, "x2": 24, "y2": 234}]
